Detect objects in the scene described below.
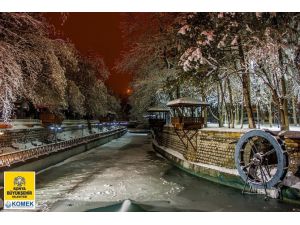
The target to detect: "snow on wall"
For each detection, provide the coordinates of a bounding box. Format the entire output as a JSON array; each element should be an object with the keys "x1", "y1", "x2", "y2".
[{"x1": 0, "y1": 122, "x2": 116, "y2": 154}]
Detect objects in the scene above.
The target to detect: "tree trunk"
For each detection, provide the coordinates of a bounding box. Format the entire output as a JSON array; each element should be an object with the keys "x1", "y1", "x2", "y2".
[
  {"x1": 235, "y1": 103, "x2": 240, "y2": 125},
  {"x1": 227, "y1": 78, "x2": 235, "y2": 128},
  {"x1": 218, "y1": 80, "x2": 224, "y2": 127},
  {"x1": 86, "y1": 114, "x2": 92, "y2": 134},
  {"x1": 279, "y1": 100, "x2": 286, "y2": 131},
  {"x1": 176, "y1": 85, "x2": 180, "y2": 99},
  {"x1": 271, "y1": 91, "x2": 286, "y2": 130},
  {"x1": 268, "y1": 102, "x2": 273, "y2": 128},
  {"x1": 237, "y1": 37, "x2": 256, "y2": 128},
  {"x1": 261, "y1": 109, "x2": 265, "y2": 125},
  {"x1": 240, "y1": 100, "x2": 244, "y2": 129},
  {"x1": 292, "y1": 95, "x2": 298, "y2": 126},
  {"x1": 281, "y1": 77, "x2": 289, "y2": 130},
  {"x1": 256, "y1": 103, "x2": 260, "y2": 129},
  {"x1": 224, "y1": 108, "x2": 227, "y2": 126},
  {"x1": 278, "y1": 48, "x2": 289, "y2": 131},
  {"x1": 201, "y1": 92, "x2": 208, "y2": 127},
  {"x1": 242, "y1": 71, "x2": 255, "y2": 128},
  {"x1": 220, "y1": 79, "x2": 230, "y2": 128}
]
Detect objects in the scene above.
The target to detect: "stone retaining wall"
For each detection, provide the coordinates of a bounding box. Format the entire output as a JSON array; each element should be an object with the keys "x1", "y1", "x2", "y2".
[
  {"x1": 156, "y1": 126, "x2": 300, "y2": 175},
  {"x1": 284, "y1": 138, "x2": 300, "y2": 175},
  {"x1": 156, "y1": 127, "x2": 243, "y2": 169}
]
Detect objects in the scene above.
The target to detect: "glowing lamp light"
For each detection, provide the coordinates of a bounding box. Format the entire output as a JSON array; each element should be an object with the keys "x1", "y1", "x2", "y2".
[{"x1": 126, "y1": 88, "x2": 132, "y2": 95}]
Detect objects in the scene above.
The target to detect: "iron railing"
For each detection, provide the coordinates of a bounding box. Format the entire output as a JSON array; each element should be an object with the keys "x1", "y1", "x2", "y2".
[{"x1": 0, "y1": 127, "x2": 126, "y2": 168}]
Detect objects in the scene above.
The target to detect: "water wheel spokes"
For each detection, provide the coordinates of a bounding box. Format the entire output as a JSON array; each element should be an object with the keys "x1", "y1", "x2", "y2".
[{"x1": 235, "y1": 130, "x2": 288, "y2": 193}]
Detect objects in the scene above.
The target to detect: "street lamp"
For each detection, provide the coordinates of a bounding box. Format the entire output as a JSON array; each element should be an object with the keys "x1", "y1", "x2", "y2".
[
  {"x1": 78, "y1": 124, "x2": 84, "y2": 137},
  {"x1": 97, "y1": 123, "x2": 102, "y2": 132},
  {"x1": 50, "y1": 124, "x2": 62, "y2": 143}
]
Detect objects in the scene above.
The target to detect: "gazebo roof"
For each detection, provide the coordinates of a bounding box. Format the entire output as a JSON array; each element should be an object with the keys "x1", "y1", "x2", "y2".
[
  {"x1": 167, "y1": 97, "x2": 209, "y2": 107},
  {"x1": 147, "y1": 106, "x2": 170, "y2": 112}
]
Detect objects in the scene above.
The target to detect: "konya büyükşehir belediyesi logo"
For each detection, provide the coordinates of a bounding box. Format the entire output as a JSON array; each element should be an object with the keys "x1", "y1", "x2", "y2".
[{"x1": 4, "y1": 171, "x2": 35, "y2": 209}]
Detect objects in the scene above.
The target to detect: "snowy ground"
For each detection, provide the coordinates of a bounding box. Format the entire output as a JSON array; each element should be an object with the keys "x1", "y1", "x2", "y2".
[
  {"x1": 30, "y1": 133, "x2": 300, "y2": 212},
  {"x1": 0, "y1": 126, "x2": 117, "y2": 155},
  {"x1": 207, "y1": 122, "x2": 300, "y2": 131}
]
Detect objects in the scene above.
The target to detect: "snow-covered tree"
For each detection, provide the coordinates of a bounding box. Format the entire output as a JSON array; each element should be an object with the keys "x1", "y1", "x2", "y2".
[
  {"x1": 0, "y1": 13, "x2": 44, "y2": 122},
  {"x1": 0, "y1": 42, "x2": 23, "y2": 122},
  {"x1": 71, "y1": 55, "x2": 111, "y2": 118},
  {"x1": 0, "y1": 13, "x2": 117, "y2": 123},
  {"x1": 66, "y1": 80, "x2": 85, "y2": 116}
]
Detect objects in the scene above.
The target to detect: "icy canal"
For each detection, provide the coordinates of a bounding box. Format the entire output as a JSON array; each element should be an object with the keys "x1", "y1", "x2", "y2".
[{"x1": 36, "y1": 132, "x2": 300, "y2": 212}]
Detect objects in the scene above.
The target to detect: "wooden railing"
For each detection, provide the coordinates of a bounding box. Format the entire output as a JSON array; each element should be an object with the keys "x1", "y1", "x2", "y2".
[
  {"x1": 149, "y1": 118, "x2": 166, "y2": 127},
  {"x1": 0, "y1": 127, "x2": 126, "y2": 168},
  {"x1": 171, "y1": 117, "x2": 204, "y2": 130}
]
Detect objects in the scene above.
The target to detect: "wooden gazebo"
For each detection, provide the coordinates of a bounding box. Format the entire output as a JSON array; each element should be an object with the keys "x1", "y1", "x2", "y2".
[
  {"x1": 147, "y1": 106, "x2": 170, "y2": 129},
  {"x1": 167, "y1": 97, "x2": 209, "y2": 130},
  {"x1": 167, "y1": 97, "x2": 209, "y2": 152}
]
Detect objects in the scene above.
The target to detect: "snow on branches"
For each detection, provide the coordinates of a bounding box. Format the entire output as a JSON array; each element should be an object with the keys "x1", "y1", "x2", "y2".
[
  {"x1": 0, "y1": 13, "x2": 119, "y2": 122},
  {"x1": 0, "y1": 42, "x2": 23, "y2": 122},
  {"x1": 178, "y1": 25, "x2": 191, "y2": 35},
  {"x1": 179, "y1": 47, "x2": 204, "y2": 71},
  {"x1": 117, "y1": 12, "x2": 300, "y2": 128}
]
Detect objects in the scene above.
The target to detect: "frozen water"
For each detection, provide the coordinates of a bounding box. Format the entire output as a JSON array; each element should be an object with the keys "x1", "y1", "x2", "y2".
[{"x1": 34, "y1": 133, "x2": 300, "y2": 212}]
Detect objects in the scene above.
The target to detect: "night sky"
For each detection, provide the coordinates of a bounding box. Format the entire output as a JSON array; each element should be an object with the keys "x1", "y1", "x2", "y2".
[{"x1": 45, "y1": 13, "x2": 132, "y2": 97}]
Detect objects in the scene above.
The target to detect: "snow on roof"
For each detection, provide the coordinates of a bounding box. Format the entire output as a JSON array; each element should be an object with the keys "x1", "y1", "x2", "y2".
[
  {"x1": 167, "y1": 97, "x2": 209, "y2": 107},
  {"x1": 147, "y1": 106, "x2": 170, "y2": 112}
]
